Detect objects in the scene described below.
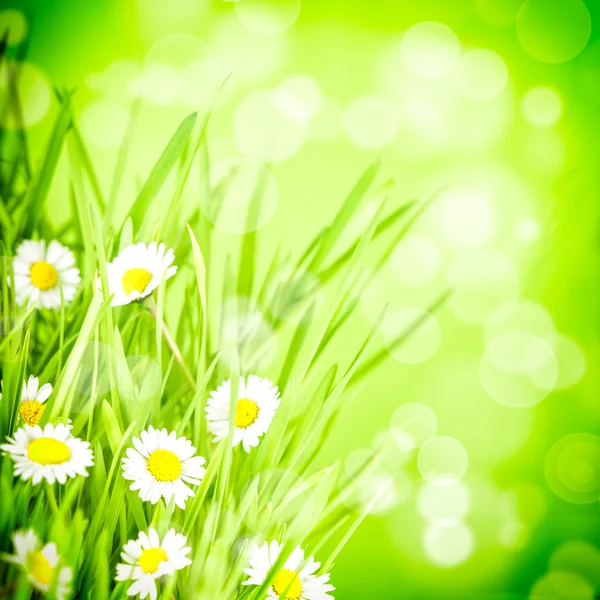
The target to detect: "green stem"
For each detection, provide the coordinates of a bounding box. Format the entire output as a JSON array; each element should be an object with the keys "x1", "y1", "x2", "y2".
[
  {"x1": 45, "y1": 482, "x2": 60, "y2": 517},
  {"x1": 147, "y1": 302, "x2": 196, "y2": 393}
]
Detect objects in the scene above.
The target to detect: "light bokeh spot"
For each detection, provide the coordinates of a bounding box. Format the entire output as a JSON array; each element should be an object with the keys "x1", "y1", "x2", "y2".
[
  {"x1": 235, "y1": 0, "x2": 301, "y2": 35},
  {"x1": 424, "y1": 521, "x2": 474, "y2": 567},
  {"x1": 201, "y1": 157, "x2": 279, "y2": 234},
  {"x1": 549, "y1": 541, "x2": 600, "y2": 587},
  {"x1": 454, "y1": 49, "x2": 509, "y2": 101},
  {"x1": 0, "y1": 10, "x2": 28, "y2": 45},
  {"x1": 417, "y1": 482, "x2": 471, "y2": 521},
  {"x1": 87, "y1": 60, "x2": 141, "y2": 102},
  {"x1": 545, "y1": 433, "x2": 600, "y2": 504},
  {"x1": 400, "y1": 22, "x2": 461, "y2": 79},
  {"x1": 418, "y1": 436, "x2": 469, "y2": 487},
  {"x1": 499, "y1": 521, "x2": 528, "y2": 548},
  {"x1": 480, "y1": 332, "x2": 558, "y2": 407},
  {"x1": 390, "y1": 403, "x2": 438, "y2": 452},
  {"x1": 142, "y1": 34, "x2": 219, "y2": 106},
  {"x1": 0, "y1": 61, "x2": 52, "y2": 129},
  {"x1": 274, "y1": 75, "x2": 323, "y2": 124},
  {"x1": 343, "y1": 96, "x2": 398, "y2": 150},
  {"x1": 545, "y1": 334, "x2": 586, "y2": 390},
  {"x1": 383, "y1": 307, "x2": 441, "y2": 365},
  {"x1": 234, "y1": 90, "x2": 307, "y2": 161},
  {"x1": 517, "y1": 0, "x2": 592, "y2": 63},
  {"x1": 529, "y1": 571, "x2": 595, "y2": 600},
  {"x1": 522, "y1": 86, "x2": 563, "y2": 127},
  {"x1": 485, "y1": 300, "x2": 556, "y2": 343},
  {"x1": 516, "y1": 217, "x2": 542, "y2": 242},
  {"x1": 436, "y1": 185, "x2": 496, "y2": 247},
  {"x1": 390, "y1": 235, "x2": 441, "y2": 287}
]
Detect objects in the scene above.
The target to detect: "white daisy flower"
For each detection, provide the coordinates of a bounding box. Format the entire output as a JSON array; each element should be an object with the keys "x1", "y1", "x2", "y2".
[
  {"x1": 115, "y1": 528, "x2": 191, "y2": 600},
  {"x1": 104, "y1": 242, "x2": 177, "y2": 307},
  {"x1": 2, "y1": 528, "x2": 72, "y2": 599},
  {"x1": 122, "y1": 426, "x2": 206, "y2": 509},
  {"x1": 1, "y1": 423, "x2": 94, "y2": 485},
  {"x1": 13, "y1": 239, "x2": 80, "y2": 309},
  {"x1": 206, "y1": 375, "x2": 281, "y2": 453},
  {"x1": 0, "y1": 375, "x2": 53, "y2": 426},
  {"x1": 243, "y1": 540, "x2": 335, "y2": 600}
]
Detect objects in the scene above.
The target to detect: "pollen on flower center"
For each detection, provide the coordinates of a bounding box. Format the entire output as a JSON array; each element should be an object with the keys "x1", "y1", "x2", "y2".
[
  {"x1": 235, "y1": 398, "x2": 259, "y2": 428},
  {"x1": 30, "y1": 550, "x2": 54, "y2": 585},
  {"x1": 121, "y1": 268, "x2": 153, "y2": 295},
  {"x1": 27, "y1": 438, "x2": 71, "y2": 465},
  {"x1": 272, "y1": 568, "x2": 303, "y2": 600},
  {"x1": 147, "y1": 449, "x2": 182, "y2": 482},
  {"x1": 19, "y1": 400, "x2": 45, "y2": 426},
  {"x1": 139, "y1": 547, "x2": 168, "y2": 574},
  {"x1": 30, "y1": 261, "x2": 59, "y2": 291}
]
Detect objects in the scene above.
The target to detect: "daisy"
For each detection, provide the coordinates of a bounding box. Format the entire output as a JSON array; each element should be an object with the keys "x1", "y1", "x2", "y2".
[
  {"x1": 1, "y1": 423, "x2": 94, "y2": 485},
  {"x1": 115, "y1": 528, "x2": 191, "y2": 600},
  {"x1": 104, "y1": 242, "x2": 177, "y2": 307},
  {"x1": 13, "y1": 239, "x2": 80, "y2": 309},
  {"x1": 122, "y1": 426, "x2": 206, "y2": 509},
  {"x1": 1, "y1": 375, "x2": 53, "y2": 426},
  {"x1": 243, "y1": 540, "x2": 335, "y2": 600},
  {"x1": 206, "y1": 375, "x2": 280, "y2": 453},
  {"x1": 2, "y1": 528, "x2": 72, "y2": 599}
]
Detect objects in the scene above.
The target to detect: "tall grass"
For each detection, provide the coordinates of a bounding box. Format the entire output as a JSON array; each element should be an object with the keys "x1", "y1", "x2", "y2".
[{"x1": 0, "y1": 52, "x2": 447, "y2": 599}]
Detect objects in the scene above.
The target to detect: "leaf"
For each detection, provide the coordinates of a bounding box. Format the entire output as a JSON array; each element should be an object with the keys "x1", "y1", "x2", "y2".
[
  {"x1": 22, "y1": 96, "x2": 72, "y2": 236},
  {"x1": 306, "y1": 159, "x2": 381, "y2": 272},
  {"x1": 128, "y1": 112, "x2": 197, "y2": 232},
  {"x1": 101, "y1": 400, "x2": 123, "y2": 455}
]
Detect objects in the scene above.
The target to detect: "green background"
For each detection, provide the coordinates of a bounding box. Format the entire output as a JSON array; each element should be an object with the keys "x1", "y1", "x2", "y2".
[{"x1": 2, "y1": 0, "x2": 600, "y2": 598}]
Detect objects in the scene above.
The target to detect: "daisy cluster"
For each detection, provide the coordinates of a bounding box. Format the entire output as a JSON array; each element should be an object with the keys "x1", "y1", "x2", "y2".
[{"x1": 1, "y1": 238, "x2": 335, "y2": 600}]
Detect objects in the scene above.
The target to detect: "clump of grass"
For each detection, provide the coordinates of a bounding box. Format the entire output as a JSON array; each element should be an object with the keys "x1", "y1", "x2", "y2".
[{"x1": 0, "y1": 56, "x2": 447, "y2": 599}]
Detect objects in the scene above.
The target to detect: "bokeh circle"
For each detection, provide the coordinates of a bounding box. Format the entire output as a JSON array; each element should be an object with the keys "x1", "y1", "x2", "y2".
[
  {"x1": 517, "y1": 0, "x2": 592, "y2": 63},
  {"x1": 480, "y1": 332, "x2": 558, "y2": 407},
  {"x1": 545, "y1": 433, "x2": 600, "y2": 504},
  {"x1": 418, "y1": 436, "x2": 469, "y2": 487}
]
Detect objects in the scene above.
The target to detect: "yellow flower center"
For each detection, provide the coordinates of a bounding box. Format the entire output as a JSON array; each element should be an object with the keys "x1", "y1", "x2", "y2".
[
  {"x1": 121, "y1": 268, "x2": 153, "y2": 295},
  {"x1": 235, "y1": 398, "x2": 259, "y2": 428},
  {"x1": 272, "y1": 569, "x2": 303, "y2": 600},
  {"x1": 30, "y1": 261, "x2": 58, "y2": 291},
  {"x1": 147, "y1": 449, "x2": 182, "y2": 482},
  {"x1": 27, "y1": 438, "x2": 70, "y2": 465},
  {"x1": 139, "y1": 547, "x2": 168, "y2": 574},
  {"x1": 30, "y1": 550, "x2": 54, "y2": 585},
  {"x1": 19, "y1": 400, "x2": 46, "y2": 426}
]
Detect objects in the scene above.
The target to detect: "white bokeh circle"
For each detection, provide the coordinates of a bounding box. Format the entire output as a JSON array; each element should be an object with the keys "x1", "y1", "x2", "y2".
[
  {"x1": 418, "y1": 482, "x2": 471, "y2": 521},
  {"x1": 424, "y1": 521, "x2": 474, "y2": 567},
  {"x1": 234, "y1": 90, "x2": 307, "y2": 162},
  {"x1": 480, "y1": 332, "x2": 558, "y2": 407},
  {"x1": 400, "y1": 22, "x2": 461, "y2": 79},
  {"x1": 454, "y1": 49, "x2": 509, "y2": 101},
  {"x1": 235, "y1": 0, "x2": 301, "y2": 35},
  {"x1": 418, "y1": 436, "x2": 469, "y2": 487}
]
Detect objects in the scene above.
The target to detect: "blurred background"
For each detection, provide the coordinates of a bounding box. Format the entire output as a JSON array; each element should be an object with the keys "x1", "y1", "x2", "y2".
[{"x1": 2, "y1": 0, "x2": 600, "y2": 598}]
